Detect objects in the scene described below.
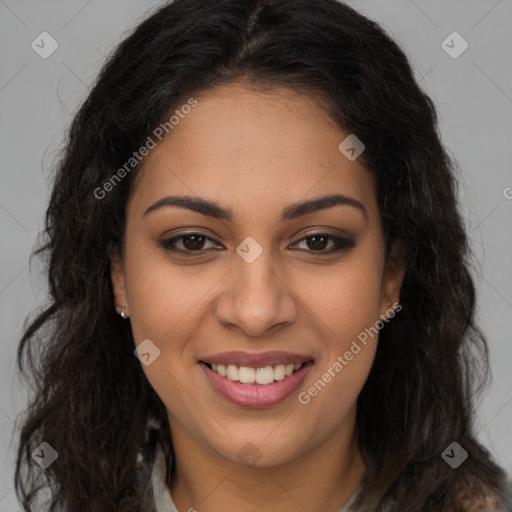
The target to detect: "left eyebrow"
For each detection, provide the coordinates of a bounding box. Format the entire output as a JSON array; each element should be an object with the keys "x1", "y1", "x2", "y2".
[
  {"x1": 281, "y1": 193, "x2": 367, "y2": 221},
  {"x1": 142, "y1": 193, "x2": 367, "y2": 221}
]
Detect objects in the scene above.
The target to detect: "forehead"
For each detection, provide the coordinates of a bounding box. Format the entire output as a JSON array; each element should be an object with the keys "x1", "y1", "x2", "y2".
[{"x1": 129, "y1": 83, "x2": 377, "y2": 219}]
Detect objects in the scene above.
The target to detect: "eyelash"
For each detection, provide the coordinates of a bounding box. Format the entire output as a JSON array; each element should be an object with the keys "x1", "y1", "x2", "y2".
[{"x1": 159, "y1": 231, "x2": 355, "y2": 256}]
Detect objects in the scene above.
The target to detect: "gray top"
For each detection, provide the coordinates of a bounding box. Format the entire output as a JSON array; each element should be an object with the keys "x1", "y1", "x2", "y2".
[
  {"x1": 144, "y1": 443, "x2": 392, "y2": 512},
  {"x1": 140, "y1": 441, "x2": 511, "y2": 512}
]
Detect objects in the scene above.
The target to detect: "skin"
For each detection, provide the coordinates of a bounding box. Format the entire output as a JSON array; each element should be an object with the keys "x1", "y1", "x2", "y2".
[{"x1": 111, "y1": 82, "x2": 405, "y2": 512}]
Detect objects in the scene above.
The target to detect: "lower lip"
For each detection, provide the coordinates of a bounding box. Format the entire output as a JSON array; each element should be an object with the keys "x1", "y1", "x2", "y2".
[{"x1": 200, "y1": 361, "x2": 313, "y2": 408}]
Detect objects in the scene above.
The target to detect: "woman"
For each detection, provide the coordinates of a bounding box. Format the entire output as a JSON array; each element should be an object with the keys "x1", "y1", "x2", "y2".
[{"x1": 14, "y1": 0, "x2": 511, "y2": 510}]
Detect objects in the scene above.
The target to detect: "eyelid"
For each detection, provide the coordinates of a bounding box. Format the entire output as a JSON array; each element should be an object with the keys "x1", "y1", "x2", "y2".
[
  {"x1": 160, "y1": 232, "x2": 222, "y2": 252},
  {"x1": 289, "y1": 233, "x2": 355, "y2": 252},
  {"x1": 160, "y1": 230, "x2": 355, "y2": 256}
]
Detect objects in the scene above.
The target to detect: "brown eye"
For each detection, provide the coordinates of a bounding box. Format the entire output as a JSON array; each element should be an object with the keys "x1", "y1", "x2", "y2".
[
  {"x1": 306, "y1": 234, "x2": 329, "y2": 251},
  {"x1": 181, "y1": 234, "x2": 206, "y2": 250},
  {"x1": 292, "y1": 233, "x2": 355, "y2": 254},
  {"x1": 160, "y1": 233, "x2": 221, "y2": 254}
]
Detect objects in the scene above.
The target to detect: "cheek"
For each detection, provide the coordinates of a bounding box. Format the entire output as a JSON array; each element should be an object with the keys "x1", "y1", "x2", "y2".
[
  {"x1": 124, "y1": 239, "x2": 215, "y2": 346},
  {"x1": 124, "y1": 250, "x2": 210, "y2": 414},
  {"x1": 294, "y1": 250, "x2": 383, "y2": 415},
  {"x1": 301, "y1": 250, "x2": 384, "y2": 344}
]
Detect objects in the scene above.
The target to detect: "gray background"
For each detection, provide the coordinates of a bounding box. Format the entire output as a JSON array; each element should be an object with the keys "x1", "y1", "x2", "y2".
[{"x1": 1, "y1": 0, "x2": 511, "y2": 509}]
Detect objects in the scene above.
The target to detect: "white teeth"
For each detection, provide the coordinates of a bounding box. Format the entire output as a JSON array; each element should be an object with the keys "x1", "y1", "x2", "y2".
[
  {"x1": 255, "y1": 366, "x2": 275, "y2": 385},
  {"x1": 238, "y1": 366, "x2": 256, "y2": 383},
  {"x1": 208, "y1": 362, "x2": 306, "y2": 385},
  {"x1": 274, "y1": 365, "x2": 286, "y2": 381},
  {"x1": 226, "y1": 364, "x2": 239, "y2": 381}
]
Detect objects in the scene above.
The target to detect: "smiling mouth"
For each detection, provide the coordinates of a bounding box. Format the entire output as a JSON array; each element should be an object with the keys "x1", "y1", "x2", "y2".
[{"x1": 200, "y1": 360, "x2": 314, "y2": 386}]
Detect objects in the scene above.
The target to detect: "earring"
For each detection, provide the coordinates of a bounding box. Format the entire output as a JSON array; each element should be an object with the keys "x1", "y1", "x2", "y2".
[
  {"x1": 120, "y1": 305, "x2": 128, "y2": 319},
  {"x1": 387, "y1": 301, "x2": 391, "y2": 306}
]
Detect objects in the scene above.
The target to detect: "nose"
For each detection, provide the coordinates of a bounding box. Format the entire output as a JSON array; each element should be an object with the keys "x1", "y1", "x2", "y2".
[{"x1": 213, "y1": 249, "x2": 299, "y2": 338}]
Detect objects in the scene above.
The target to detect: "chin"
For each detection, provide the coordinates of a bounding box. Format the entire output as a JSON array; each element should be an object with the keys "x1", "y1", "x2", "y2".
[{"x1": 211, "y1": 433, "x2": 310, "y2": 469}]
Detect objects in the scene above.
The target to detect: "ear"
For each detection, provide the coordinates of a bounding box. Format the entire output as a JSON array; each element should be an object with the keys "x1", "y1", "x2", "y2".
[
  {"x1": 380, "y1": 240, "x2": 406, "y2": 316},
  {"x1": 110, "y1": 248, "x2": 129, "y2": 318}
]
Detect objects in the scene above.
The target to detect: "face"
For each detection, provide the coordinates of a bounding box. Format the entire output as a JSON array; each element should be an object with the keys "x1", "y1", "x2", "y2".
[{"x1": 111, "y1": 83, "x2": 404, "y2": 468}]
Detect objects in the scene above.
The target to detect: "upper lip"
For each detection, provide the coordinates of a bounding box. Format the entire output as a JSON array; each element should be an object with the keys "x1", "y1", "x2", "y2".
[{"x1": 200, "y1": 351, "x2": 314, "y2": 368}]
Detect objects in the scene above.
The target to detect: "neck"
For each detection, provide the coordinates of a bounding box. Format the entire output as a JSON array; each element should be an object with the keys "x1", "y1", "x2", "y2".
[{"x1": 167, "y1": 406, "x2": 365, "y2": 512}]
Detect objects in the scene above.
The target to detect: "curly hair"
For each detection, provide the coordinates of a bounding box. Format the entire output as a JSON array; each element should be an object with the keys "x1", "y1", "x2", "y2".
[{"x1": 14, "y1": 0, "x2": 509, "y2": 510}]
